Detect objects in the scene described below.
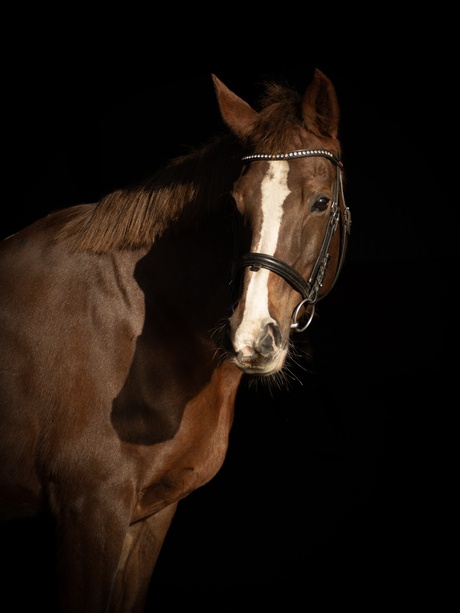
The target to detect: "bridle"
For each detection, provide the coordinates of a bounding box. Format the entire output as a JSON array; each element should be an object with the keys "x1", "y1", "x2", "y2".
[{"x1": 231, "y1": 148, "x2": 352, "y2": 332}]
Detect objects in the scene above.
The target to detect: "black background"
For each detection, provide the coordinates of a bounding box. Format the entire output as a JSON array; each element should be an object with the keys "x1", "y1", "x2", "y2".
[{"x1": 2, "y1": 22, "x2": 455, "y2": 612}]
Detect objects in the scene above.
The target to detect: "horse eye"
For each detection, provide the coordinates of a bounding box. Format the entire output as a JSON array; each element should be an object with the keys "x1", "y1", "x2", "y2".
[{"x1": 313, "y1": 197, "x2": 330, "y2": 211}]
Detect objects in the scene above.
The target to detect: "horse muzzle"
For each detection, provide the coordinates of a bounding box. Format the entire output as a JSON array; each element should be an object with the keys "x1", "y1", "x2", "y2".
[{"x1": 222, "y1": 320, "x2": 286, "y2": 376}]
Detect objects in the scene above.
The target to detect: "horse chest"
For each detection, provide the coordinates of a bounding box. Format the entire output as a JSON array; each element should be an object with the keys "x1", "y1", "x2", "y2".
[{"x1": 131, "y1": 363, "x2": 242, "y2": 522}]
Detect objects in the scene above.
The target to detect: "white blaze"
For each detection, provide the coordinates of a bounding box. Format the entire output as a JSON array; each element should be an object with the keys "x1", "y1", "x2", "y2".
[{"x1": 234, "y1": 161, "x2": 291, "y2": 356}]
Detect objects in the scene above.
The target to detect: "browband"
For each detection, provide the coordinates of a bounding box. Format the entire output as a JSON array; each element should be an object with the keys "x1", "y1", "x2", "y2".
[{"x1": 242, "y1": 148, "x2": 343, "y2": 167}]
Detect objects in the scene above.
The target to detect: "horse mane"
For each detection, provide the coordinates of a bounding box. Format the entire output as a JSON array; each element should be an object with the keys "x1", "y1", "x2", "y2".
[
  {"x1": 251, "y1": 80, "x2": 339, "y2": 153},
  {"x1": 52, "y1": 135, "x2": 243, "y2": 254},
  {"x1": 51, "y1": 80, "x2": 330, "y2": 254},
  {"x1": 250, "y1": 82, "x2": 303, "y2": 150}
]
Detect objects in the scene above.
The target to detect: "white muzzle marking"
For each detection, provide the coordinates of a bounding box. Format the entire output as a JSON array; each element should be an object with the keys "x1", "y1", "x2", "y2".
[{"x1": 234, "y1": 161, "x2": 291, "y2": 357}]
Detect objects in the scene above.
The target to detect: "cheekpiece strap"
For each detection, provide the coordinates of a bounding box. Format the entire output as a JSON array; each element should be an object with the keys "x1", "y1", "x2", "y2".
[{"x1": 242, "y1": 148, "x2": 343, "y2": 167}]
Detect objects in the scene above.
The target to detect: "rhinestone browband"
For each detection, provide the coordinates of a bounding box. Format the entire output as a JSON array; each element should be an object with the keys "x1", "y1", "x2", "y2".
[{"x1": 242, "y1": 148, "x2": 343, "y2": 167}]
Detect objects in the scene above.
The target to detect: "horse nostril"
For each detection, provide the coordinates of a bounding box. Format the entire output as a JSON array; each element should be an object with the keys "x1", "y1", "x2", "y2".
[
  {"x1": 222, "y1": 319, "x2": 281, "y2": 361},
  {"x1": 254, "y1": 323, "x2": 280, "y2": 357}
]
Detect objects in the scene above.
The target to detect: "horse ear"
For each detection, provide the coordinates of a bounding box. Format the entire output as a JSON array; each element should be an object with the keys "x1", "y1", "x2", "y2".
[
  {"x1": 302, "y1": 69, "x2": 340, "y2": 139},
  {"x1": 212, "y1": 74, "x2": 259, "y2": 140}
]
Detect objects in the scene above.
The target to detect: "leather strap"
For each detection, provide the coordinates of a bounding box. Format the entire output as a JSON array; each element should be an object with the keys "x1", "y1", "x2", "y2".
[{"x1": 232, "y1": 252, "x2": 311, "y2": 300}]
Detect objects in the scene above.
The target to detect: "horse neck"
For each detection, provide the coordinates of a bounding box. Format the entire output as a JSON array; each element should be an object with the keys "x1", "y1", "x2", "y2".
[
  {"x1": 144, "y1": 205, "x2": 234, "y2": 322},
  {"x1": 156, "y1": 138, "x2": 239, "y2": 302},
  {"x1": 134, "y1": 144, "x2": 240, "y2": 347}
]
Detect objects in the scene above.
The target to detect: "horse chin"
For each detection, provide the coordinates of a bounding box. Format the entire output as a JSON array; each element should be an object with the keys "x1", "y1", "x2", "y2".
[{"x1": 231, "y1": 347, "x2": 288, "y2": 377}]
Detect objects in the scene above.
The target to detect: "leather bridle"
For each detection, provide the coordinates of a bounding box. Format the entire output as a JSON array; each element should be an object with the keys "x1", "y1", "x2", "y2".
[{"x1": 231, "y1": 149, "x2": 351, "y2": 332}]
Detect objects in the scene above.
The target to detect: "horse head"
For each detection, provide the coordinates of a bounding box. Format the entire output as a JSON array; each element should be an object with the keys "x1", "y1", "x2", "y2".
[{"x1": 214, "y1": 70, "x2": 348, "y2": 376}]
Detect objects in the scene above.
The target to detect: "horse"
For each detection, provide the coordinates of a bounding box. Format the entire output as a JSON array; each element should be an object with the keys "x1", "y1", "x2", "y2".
[{"x1": 0, "y1": 69, "x2": 350, "y2": 612}]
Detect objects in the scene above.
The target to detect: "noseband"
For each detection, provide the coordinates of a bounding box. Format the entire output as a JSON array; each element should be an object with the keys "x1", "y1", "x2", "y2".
[{"x1": 231, "y1": 149, "x2": 351, "y2": 332}]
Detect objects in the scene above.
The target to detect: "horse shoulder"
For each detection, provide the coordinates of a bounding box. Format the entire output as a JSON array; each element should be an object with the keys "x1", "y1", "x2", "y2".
[{"x1": 0, "y1": 224, "x2": 146, "y2": 515}]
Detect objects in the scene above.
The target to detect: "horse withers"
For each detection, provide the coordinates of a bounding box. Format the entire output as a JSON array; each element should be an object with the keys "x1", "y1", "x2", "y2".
[{"x1": 0, "y1": 69, "x2": 350, "y2": 612}]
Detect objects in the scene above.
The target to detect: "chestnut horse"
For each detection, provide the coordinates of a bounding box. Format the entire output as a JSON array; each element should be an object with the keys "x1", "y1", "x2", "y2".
[{"x1": 0, "y1": 70, "x2": 350, "y2": 612}]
